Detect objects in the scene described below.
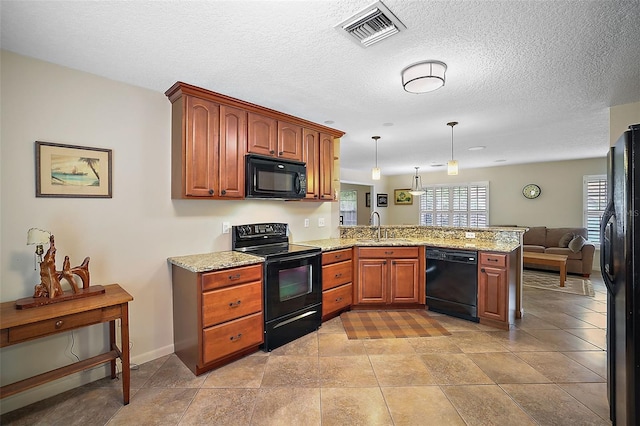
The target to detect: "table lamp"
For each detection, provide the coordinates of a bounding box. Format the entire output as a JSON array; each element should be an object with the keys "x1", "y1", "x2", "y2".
[{"x1": 27, "y1": 227, "x2": 51, "y2": 269}]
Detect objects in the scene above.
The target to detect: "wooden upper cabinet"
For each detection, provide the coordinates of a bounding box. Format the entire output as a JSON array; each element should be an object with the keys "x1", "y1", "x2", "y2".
[
  {"x1": 218, "y1": 105, "x2": 247, "y2": 198},
  {"x1": 183, "y1": 96, "x2": 219, "y2": 197},
  {"x1": 303, "y1": 128, "x2": 320, "y2": 200},
  {"x1": 247, "y1": 112, "x2": 277, "y2": 157},
  {"x1": 277, "y1": 121, "x2": 303, "y2": 161},
  {"x1": 319, "y1": 133, "x2": 335, "y2": 200}
]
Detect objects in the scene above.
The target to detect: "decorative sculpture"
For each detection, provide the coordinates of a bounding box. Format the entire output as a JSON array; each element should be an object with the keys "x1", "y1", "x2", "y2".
[{"x1": 17, "y1": 234, "x2": 103, "y2": 309}]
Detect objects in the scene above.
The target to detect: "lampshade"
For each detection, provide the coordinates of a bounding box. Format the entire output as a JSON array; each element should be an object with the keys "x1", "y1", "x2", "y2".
[
  {"x1": 409, "y1": 167, "x2": 424, "y2": 195},
  {"x1": 447, "y1": 121, "x2": 459, "y2": 176},
  {"x1": 402, "y1": 61, "x2": 447, "y2": 94},
  {"x1": 27, "y1": 228, "x2": 51, "y2": 245},
  {"x1": 371, "y1": 136, "x2": 381, "y2": 180}
]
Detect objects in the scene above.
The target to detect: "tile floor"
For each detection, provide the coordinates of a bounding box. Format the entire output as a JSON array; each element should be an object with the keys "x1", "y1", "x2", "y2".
[{"x1": 2, "y1": 275, "x2": 611, "y2": 425}]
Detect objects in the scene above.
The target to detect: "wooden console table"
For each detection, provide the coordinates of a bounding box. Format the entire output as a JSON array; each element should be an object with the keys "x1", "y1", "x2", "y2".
[{"x1": 0, "y1": 284, "x2": 133, "y2": 405}]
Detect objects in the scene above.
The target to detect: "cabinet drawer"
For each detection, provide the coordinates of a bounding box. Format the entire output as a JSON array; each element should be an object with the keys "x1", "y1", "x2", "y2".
[
  {"x1": 358, "y1": 247, "x2": 419, "y2": 259},
  {"x1": 8, "y1": 309, "x2": 103, "y2": 343},
  {"x1": 202, "y1": 312, "x2": 263, "y2": 364},
  {"x1": 322, "y1": 249, "x2": 352, "y2": 266},
  {"x1": 322, "y1": 261, "x2": 352, "y2": 290},
  {"x1": 202, "y1": 281, "x2": 262, "y2": 327},
  {"x1": 322, "y1": 283, "x2": 352, "y2": 317},
  {"x1": 201, "y1": 264, "x2": 263, "y2": 291},
  {"x1": 480, "y1": 253, "x2": 507, "y2": 268}
]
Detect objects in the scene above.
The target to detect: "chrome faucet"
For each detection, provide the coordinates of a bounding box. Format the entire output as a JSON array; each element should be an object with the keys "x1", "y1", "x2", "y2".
[{"x1": 370, "y1": 211, "x2": 381, "y2": 241}]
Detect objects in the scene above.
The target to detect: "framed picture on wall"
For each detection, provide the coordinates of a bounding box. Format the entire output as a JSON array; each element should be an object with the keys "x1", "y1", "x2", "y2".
[
  {"x1": 35, "y1": 141, "x2": 113, "y2": 198},
  {"x1": 377, "y1": 193, "x2": 388, "y2": 207},
  {"x1": 365, "y1": 192, "x2": 371, "y2": 207},
  {"x1": 394, "y1": 189, "x2": 413, "y2": 205}
]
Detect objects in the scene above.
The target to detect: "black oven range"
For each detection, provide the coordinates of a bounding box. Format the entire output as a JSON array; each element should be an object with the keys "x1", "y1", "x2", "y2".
[{"x1": 232, "y1": 223, "x2": 322, "y2": 351}]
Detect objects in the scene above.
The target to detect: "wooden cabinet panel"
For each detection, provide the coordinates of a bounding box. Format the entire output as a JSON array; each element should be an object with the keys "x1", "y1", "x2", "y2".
[
  {"x1": 303, "y1": 128, "x2": 320, "y2": 200},
  {"x1": 277, "y1": 121, "x2": 303, "y2": 161},
  {"x1": 202, "y1": 281, "x2": 262, "y2": 327},
  {"x1": 319, "y1": 133, "x2": 334, "y2": 200},
  {"x1": 390, "y1": 259, "x2": 420, "y2": 303},
  {"x1": 247, "y1": 112, "x2": 277, "y2": 156},
  {"x1": 322, "y1": 248, "x2": 352, "y2": 265},
  {"x1": 358, "y1": 259, "x2": 387, "y2": 304},
  {"x1": 201, "y1": 264, "x2": 263, "y2": 291},
  {"x1": 479, "y1": 252, "x2": 506, "y2": 268},
  {"x1": 358, "y1": 247, "x2": 419, "y2": 259},
  {"x1": 218, "y1": 105, "x2": 246, "y2": 198},
  {"x1": 202, "y1": 312, "x2": 263, "y2": 364},
  {"x1": 322, "y1": 284, "x2": 352, "y2": 318},
  {"x1": 478, "y1": 266, "x2": 507, "y2": 322},
  {"x1": 322, "y1": 261, "x2": 352, "y2": 291},
  {"x1": 184, "y1": 96, "x2": 219, "y2": 197},
  {"x1": 9, "y1": 309, "x2": 103, "y2": 343}
]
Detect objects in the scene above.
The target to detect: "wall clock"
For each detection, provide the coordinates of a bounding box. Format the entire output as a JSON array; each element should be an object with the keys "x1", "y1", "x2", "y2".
[{"x1": 522, "y1": 184, "x2": 541, "y2": 199}]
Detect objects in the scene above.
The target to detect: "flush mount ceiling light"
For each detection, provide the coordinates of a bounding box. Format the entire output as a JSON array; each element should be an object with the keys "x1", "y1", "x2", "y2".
[
  {"x1": 409, "y1": 167, "x2": 425, "y2": 195},
  {"x1": 447, "y1": 121, "x2": 459, "y2": 175},
  {"x1": 402, "y1": 60, "x2": 447, "y2": 93},
  {"x1": 371, "y1": 136, "x2": 381, "y2": 180}
]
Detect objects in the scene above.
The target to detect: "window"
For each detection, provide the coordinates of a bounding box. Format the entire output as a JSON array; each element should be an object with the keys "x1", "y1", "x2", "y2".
[
  {"x1": 583, "y1": 175, "x2": 607, "y2": 246},
  {"x1": 420, "y1": 182, "x2": 489, "y2": 227},
  {"x1": 339, "y1": 190, "x2": 357, "y2": 225}
]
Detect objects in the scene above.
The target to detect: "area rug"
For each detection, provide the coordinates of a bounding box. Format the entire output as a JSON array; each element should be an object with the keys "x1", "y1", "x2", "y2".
[
  {"x1": 523, "y1": 270, "x2": 595, "y2": 297},
  {"x1": 340, "y1": 310, "x2": 450, "y2": 340}
]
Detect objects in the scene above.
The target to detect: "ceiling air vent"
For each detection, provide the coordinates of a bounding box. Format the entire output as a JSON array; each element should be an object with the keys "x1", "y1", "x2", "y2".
[{"x1": 336, "y1": 1, "x2": 406, "y2": 48}]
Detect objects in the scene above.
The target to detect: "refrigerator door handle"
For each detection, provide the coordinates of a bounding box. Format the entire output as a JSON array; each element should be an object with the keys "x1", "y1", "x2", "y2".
[{"x1": 600, "y1": 199, "x2": 616, "y2": 294}]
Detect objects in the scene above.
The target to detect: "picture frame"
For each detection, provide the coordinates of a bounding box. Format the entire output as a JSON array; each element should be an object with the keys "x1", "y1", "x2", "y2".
[
  {"x1": 365, "y1": 192, "x2": 371, "y2": 207},
  {"x1": 36, "y1": 141, "x2": 112, "y2": 198},
  {"x1": 377, "y1": 193, "x2": 388, "y2": 207},
  {"x1": 394, "y1": 189, "x2": 413, "y2": 205}
]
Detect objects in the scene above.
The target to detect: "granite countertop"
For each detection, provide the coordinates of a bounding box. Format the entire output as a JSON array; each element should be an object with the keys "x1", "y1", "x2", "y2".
[
  {"x1": 299, "y1": 237, "x2": 520, "y2": 253},
  {"x1": 168, "y1": 251, "x2": 264, "y2": 273}
]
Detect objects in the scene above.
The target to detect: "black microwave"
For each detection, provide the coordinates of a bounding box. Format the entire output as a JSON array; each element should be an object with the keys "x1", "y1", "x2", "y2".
[{"x1": 245, "y1": 154, "x2": 307, "y2": 199}]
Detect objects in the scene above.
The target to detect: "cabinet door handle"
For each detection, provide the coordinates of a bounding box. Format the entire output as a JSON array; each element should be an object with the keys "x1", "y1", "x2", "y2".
[
  {"x1": 481, "y1": 268, "x2": 486, "y2": 273},
  {"x1": 229, "y1": 300, "x2": 242, "y2": 308},
  {"x1": 392, "y1": 261, "x2": 396, "y2": 265},
  {"x1": 334, "y1": 254, "x2": 343, "y2": 260},
  {"x1": 335, "y1": 297, "x2": 343, "y2": 302},
  {"x1": 269, "y1": 150, "x2": 275, "y2": 154},
  {"x1": 229, "y1": 333, "x2": 242, "y2": 342},
  {"x1": 488, "y1": 258, "x2": 498, "y2": 262},
  {"x1": 55, "y1": 320, "x2": 64, "y2": 328},
  {"x1": 385, "y1": 251, "x2": 394, "y2": 255},
  {"x1": 228, "y1": 274, "x2": 241, "y2": 281},
  {"x1": 278, "y1": 151, "x2": 284, "y2": 156},
  {"x1": 208, "y1": 189, "x2": 214, "y2": 195},
  {"x1": 221, "y1": 189, "x2": 227, "y2": 195},
  {"x1": 335, "y1": 273, "x2": 342, "y2": 278}
]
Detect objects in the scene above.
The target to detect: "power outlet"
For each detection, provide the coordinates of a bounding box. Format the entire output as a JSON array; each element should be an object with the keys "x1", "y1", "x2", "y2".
[
  {"x1": 318, "y1": 217, "x2": 325, "y2": 227},
  {"x1": 304, "y1": 218, "x2": 310, "y2": 228},
  {"x1": 465, "y1": 232, "x2": 476, "y2": 239},
  {"x1": 222, "y1": 222, "x2": 231, "y2": 234}
]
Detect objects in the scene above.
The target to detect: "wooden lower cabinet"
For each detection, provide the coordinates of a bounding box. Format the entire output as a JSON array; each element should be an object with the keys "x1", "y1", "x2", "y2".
[
  {"x1": 355, "y1": 246, "x2": 425, "y2": 307},
  {"x1": 321, "y1": 248, "x2": 353, "y2": 320},
  {"x1": 478, "y1": 251, "x2": 517, "y2": 330},
  {"x1": 171, "y1": 263, "x2": 264, "y2": 375}
]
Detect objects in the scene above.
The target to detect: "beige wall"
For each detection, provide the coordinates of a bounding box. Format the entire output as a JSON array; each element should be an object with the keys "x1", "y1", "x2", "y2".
[
  {"x1": 610, "y1": 101, "x2": 640, "y2": 145},
  {"x1": 0, "y1": 51, "x2": 339, "y2": 413},
  {"x1": 380, "y1": 158, "x2": 606, "y2": 228}
]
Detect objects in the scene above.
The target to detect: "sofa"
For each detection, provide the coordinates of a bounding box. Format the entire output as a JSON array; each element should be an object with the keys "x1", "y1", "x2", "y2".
[{"x1": 522, "y1": 226, "x2": 595, "y2": 277}]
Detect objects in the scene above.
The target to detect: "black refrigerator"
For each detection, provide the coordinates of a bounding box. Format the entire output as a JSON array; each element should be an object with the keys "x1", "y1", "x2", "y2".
[{"x1": 600, "y1": 124, "x2": 639, "y2": 426}]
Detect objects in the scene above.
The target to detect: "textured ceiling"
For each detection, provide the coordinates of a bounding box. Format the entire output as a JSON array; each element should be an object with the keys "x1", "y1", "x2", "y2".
[{"x1": 2, "y1": 0, "x2": 639, "y2": 176}]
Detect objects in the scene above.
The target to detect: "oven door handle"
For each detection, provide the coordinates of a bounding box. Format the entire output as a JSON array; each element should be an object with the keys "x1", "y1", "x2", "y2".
[{"x1": 266, "y1": 252, "x2": 319, "y2": 264}]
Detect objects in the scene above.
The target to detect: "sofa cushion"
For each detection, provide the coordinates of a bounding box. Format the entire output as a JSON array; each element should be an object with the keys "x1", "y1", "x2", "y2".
[
  {"x1": 546, "y1": 247, "x2": 583, "y2": 260},
  {"x1": 568, "y1": 235, "x2": 587, "y2": 253},
  {"x1": 523, "y1": 227, "x2": 546, "y2": 246},
  {"x1": 558, "y1": 232, "x2": 574, "y2": 248},
  {"x1": 523, "y1": 245, "x2": 545, "y2": 253},
  {"x1": 546, "y1": 227, "x2": 586, "y2": 247}
]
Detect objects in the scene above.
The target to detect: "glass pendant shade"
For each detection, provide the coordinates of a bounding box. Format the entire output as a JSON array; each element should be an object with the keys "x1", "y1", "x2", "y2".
[
  {"x1": 409, "y1": 167, "x2": 424, "y2": 195},
  {"x1": 447, "y1": 160, "x2": 459, "y2": 176},
  {"x1": 372, "y1": 167, "x2": 381, "y2": 180}
]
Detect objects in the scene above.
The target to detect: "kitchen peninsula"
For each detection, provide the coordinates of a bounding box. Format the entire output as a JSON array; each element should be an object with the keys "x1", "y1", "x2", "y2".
[{"x1": 168, "y1": 225, "x2": 526, "y2": 374}]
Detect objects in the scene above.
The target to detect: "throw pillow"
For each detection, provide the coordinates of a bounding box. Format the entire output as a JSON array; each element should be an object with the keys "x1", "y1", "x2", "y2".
[
  {"x1": 568, "y1": 235, "x2": 586, "y2": 253},
  {"x1": 558, "y1": 232, "x2": 574, "y2": 248}
]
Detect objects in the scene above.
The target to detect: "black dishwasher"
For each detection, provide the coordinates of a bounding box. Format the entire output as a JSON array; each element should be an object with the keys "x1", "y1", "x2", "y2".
[{"x1": 426, "y1": 248, "x2": 479, "y2": 322}]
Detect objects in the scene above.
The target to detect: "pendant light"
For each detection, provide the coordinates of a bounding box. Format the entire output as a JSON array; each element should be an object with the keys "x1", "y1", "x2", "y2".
[
  {"x1": 371, "y1": 136, "x2": 381, "y2": 180},
  {"x1": 447, "y1": 121, "x2": 459, "y2": 175},
  {"x1": 409, "y1": 167, "x2": 424, "y2": 195}
]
